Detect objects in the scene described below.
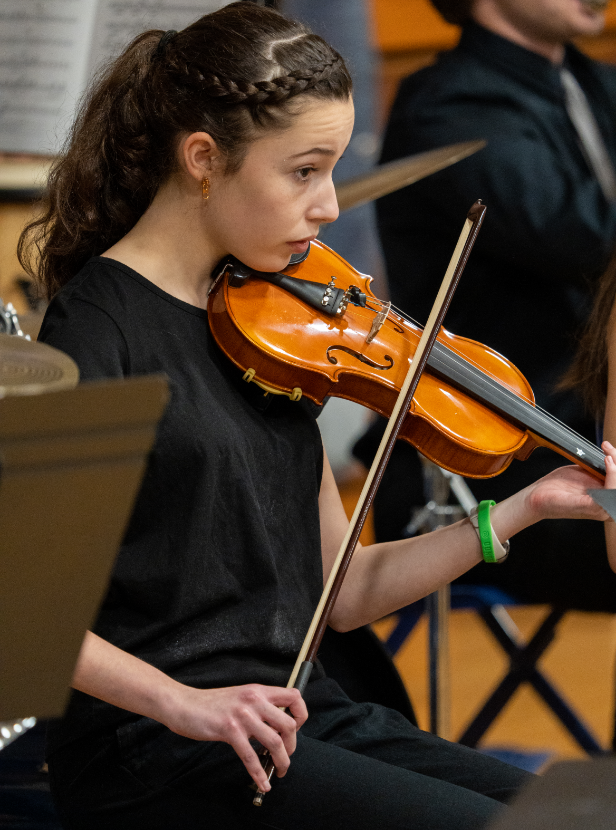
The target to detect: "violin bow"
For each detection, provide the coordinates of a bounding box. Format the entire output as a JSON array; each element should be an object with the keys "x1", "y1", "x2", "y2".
[{"x1": 253, "y1": 200, "x2": 487, "y2": 806}]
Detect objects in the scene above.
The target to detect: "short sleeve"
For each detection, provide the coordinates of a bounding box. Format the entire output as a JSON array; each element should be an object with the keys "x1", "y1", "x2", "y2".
[{"x1": 38, "y1": 297, "x2": 129, "y2": 382}]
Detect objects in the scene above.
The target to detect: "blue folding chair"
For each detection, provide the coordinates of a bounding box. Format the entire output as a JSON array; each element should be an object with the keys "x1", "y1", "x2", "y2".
[{"x1": 384, "y1": 585, "x2": 604, "y2": 754}]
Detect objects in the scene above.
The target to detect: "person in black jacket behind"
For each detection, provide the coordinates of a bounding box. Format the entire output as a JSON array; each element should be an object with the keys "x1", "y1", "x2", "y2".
[{"x1": 355, "y1": 0, "x2": 616, "y2": 612}]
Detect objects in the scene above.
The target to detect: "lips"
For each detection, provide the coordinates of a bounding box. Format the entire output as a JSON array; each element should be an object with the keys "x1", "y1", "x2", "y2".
[{"x1": 287, "y1": 236, "x2": 316, "y2": 253}]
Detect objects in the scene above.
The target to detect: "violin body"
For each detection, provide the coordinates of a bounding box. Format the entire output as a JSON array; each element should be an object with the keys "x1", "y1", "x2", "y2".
[{"x1": 208, "y1": 241, "x2": 604, "y2": 480}]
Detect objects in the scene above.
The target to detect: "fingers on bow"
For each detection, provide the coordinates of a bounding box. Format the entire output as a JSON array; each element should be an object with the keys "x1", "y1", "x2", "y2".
[{"x1": 226, "y1": 686, "x2": 307, "y2": 791}]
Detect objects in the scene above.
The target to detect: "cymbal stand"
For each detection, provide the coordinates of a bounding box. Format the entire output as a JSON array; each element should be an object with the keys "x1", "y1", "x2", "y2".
[
  {"x1": 0, "y1": 717, "x2": 37, "y2": 751},
  {"x1": 403, "y1": 459, "x2": 478, "y2": 739}
]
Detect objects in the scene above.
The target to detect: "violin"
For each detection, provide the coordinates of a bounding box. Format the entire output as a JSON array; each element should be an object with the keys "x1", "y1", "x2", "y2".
[{"x1": 208, "y1": 239, "x2": 605, "y2": 481}]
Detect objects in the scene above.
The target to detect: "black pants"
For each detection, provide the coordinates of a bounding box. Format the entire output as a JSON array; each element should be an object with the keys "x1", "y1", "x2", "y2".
[{"x1": 48, "y1": 678, "x2": 530, "y2": 830}]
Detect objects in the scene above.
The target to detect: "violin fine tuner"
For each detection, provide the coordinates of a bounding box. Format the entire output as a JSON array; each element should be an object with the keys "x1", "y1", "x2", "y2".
[{"x1": 321, "y1": 276, "x2": 336, "y2": 306}]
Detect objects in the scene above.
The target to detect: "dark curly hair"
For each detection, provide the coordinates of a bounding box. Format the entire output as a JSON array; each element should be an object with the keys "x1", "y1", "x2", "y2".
[
  {"x1": 560, "y1": 252, "x2": 616, "y2": 419},
  {"x1": 429, "y1": 0, "x2": 474, "y2": 25},
  {"x1": 19, "y1": 1, "x2": 352, "y2": 299}
]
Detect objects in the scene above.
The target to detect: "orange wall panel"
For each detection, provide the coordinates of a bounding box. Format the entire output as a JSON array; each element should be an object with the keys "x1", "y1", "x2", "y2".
[
  {"x1": 606, "y1": 4, "x2": 616, "y2": 29},
  {"x1": 372, "y1": 0, "x2": 459, "y2": 52}
]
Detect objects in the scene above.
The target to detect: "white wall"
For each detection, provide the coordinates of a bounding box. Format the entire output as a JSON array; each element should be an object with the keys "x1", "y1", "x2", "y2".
[{"x1": 317, "y1": 397, "x2": 372, "y2": 481}]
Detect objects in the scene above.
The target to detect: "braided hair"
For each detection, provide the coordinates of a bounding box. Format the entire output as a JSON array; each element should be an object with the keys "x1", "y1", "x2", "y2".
[{"x1": 19, "y1": 2, "x2": 352, "y2": 298}]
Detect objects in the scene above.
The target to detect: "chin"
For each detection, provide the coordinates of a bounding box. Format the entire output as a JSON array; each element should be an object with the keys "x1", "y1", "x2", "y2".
[
  {"x1": 574, "y1": 3, "x2": 606, "y2": 34},
  {"x1": 237, "y1": 251, "x2": 290, "y2": 274},
  {"x1": 238, "y1": 254, "x2": 291, "y2": 273}
]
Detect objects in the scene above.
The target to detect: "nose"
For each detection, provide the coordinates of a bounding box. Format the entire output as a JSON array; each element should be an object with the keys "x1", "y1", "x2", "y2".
[{"x1": 309, "y1": 176, "x2": 339, "y2": 226}]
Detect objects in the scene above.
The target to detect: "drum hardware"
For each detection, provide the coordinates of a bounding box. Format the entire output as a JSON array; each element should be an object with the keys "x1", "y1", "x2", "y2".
[
  {"x1": 0, "y1": 299, "x2": 29, "y2": 339},
  {"x1": 0, "y1": 717, "x2": 37, "y2": 751}
]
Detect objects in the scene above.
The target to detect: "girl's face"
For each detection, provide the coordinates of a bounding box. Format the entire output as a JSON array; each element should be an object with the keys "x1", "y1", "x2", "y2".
[{"x1": 204, "y1": 96, "x2": 355, "y2": 273}]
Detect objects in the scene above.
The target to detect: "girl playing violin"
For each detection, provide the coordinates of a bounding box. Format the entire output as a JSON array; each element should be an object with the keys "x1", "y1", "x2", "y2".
[{"x1": 20, "y1": 3, "x2": 616, "y2": 828}]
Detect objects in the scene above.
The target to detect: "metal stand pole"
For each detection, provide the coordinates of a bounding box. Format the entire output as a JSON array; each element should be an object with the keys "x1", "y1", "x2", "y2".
[
  {"x1": 404, "y1": 459, "x2": 478, "y2": 739},
  {"x1": 426, "y1": 585, "x2": 451, "y2": 738}
]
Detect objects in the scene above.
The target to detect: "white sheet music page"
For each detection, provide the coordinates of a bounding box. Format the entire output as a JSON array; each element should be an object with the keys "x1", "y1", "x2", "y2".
[
  {"x1": 0, "y1": 1, "x2": 228, "y2": 156},
  {"x1": 0, "y1": 0, "x2": 98, "y2": 154},
  {"x1": 87, "y1": 2, "x2": 229, "y2": 81}
]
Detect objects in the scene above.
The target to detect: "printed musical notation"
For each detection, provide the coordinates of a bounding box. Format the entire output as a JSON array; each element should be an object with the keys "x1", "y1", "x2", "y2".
[
  {"x1": 0, "y1": 0, "x2": 97, "y2": 154},
  {"x1": 87, "y1": 1, "x2": 224, "y2": 78},
  {"x1": 0, "y1": 0, "x2": 224, "y2": 156}
]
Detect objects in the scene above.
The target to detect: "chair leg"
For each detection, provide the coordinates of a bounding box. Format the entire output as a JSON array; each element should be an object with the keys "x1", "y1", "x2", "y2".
[
  {"x1": 385, "y1": 602, "x2": 425, "y2": 655},
  {"x1": 458, "y1": 606, "x2": 603, "y2": 754},
  {"x1": 527, "y1": 670, "x2": 603, "y2": 754}
]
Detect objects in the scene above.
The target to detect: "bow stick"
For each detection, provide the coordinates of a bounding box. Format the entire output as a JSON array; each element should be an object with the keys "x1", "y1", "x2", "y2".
[{"x1": 253, "y1": 200, "x2": 487, "y2": 806}]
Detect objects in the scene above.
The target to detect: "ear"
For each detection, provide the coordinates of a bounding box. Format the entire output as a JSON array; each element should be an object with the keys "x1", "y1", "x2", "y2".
[{"x1": 179, "y1": 132, "x2": 224, "y2": 185}]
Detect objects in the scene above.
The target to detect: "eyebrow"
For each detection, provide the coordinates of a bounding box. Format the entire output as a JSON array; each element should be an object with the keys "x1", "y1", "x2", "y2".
[{"x1": 287, "y1": 147, "x2": 337, "y2": 159}]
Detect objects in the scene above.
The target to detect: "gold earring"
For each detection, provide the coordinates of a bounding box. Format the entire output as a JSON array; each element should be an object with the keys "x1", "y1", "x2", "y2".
[{"x1": 202, "y1": 176, "x2": 210, "y2": 201}]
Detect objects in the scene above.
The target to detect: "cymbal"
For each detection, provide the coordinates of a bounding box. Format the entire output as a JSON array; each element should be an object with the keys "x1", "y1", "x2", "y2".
[
  {"x1": 335, "y1": 140, "x2": 486, "y2": 212},
  {"x1": 0, "y1": 334, "x2": 79, "y2": 397}
]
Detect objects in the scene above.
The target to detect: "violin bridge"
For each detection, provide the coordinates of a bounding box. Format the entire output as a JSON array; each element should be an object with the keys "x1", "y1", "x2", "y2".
[{"x1": 365, "y1": 301, "x2": 391, "y2": 345}]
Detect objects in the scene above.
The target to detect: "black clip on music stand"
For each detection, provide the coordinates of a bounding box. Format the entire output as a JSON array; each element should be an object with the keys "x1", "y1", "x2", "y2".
[{"x1": 0, "y1": 375, "x2": 169, "y2": 722}]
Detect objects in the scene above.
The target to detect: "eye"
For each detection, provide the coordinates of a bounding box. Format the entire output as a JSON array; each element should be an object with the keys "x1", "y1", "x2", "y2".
[{"x1": 295, "y1": 166, "x2": 314, "y2": 182}]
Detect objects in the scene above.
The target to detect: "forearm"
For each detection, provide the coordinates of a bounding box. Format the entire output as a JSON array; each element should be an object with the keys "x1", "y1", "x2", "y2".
[
  {"x1": 329, "y1": 520, "x2": 478, "y2": 631},
  {"x1": 330, "y1": 488, "x2": 533, "y2": 630},
  {"x1": 72, "y1": 630, "x2": 181, "y2": 726},
  {"x1": 606, "y1": 523, "x2": 616, "y2": 573},
  {"x1": 71, "y1": 631, "x2": 308, "y2": 792}
]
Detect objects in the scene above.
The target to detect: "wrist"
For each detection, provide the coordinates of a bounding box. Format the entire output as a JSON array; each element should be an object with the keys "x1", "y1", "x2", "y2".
[
  {"x1": 488, "y1": 490, "x2": 538, "y2": 545},
  {"x1": 153, "y1": 675, "x2": 192, "y2": 732},
  {"x1": 469, "y1": 501, "x2": 510, "y2": 562}
]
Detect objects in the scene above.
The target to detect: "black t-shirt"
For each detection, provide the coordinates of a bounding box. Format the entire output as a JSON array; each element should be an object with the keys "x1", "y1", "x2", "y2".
[{"x1": 39, "y1": 257, "x2": 324, "y2": 749}]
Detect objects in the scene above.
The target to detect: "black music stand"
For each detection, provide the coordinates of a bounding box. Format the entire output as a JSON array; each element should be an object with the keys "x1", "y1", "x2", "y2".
[
  {"x1": 488, "y1": 756, "x2": 616, "y2": 830},
  {"x1": 0, "y1": 375, "x2": 168, "y2": 720}
]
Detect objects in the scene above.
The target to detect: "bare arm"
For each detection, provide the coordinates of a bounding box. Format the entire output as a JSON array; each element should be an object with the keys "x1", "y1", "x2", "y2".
[
  {"x1": 320, "y1": 446, "x2": 616, "y2": 631},
  {"x1": 603, "y1": 314, "x2": 616, "y2": 570},
  {"x1": 71, "y1": 631, "x2": 307, "y2": 792}
]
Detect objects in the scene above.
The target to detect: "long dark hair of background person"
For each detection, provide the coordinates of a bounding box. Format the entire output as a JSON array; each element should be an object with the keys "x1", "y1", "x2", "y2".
[{"x1": 560, "y1": 252, "x2": 616, "y2": 421}]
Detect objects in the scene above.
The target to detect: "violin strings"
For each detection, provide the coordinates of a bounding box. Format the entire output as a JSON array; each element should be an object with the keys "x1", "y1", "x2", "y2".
[
  {"x1": 385, "y1": 303, "x2": 536, "y2": 410},
  {"x1": 383, "y1": 303, "x2": 602, "y2": 454},
  {"x1": 389, "y1": 304, "x2": 601, "y2": 454},
  {"x1": 386, "y1": 301, "x2": 540, "y2": 407},
  {"x1": 383, "y1": 299, "x2": 569, "y2": 440}
]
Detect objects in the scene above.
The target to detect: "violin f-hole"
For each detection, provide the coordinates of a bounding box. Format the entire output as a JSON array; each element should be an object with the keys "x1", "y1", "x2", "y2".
[{"x1": 326, "y1": 345, "x2": 394, "y2": 370}]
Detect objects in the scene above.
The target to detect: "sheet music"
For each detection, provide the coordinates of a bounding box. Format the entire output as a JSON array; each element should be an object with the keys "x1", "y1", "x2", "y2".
[
  {"x1": 0, "y1": 0, "x2": 227, "y2": 156},
  {"x1": 87, "y1": 1, "x2": 228, "y2": 80},
  {"x1": 0, "y1": 1, "x2": 98, "y2": 154}
]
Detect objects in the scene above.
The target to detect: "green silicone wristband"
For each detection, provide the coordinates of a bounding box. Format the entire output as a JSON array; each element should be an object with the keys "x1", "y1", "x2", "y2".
[{"x1": 477, "y1": 500, "x2": 497, "y2": 564}]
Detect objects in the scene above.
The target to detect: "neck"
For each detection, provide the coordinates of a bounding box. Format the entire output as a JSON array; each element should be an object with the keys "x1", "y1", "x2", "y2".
[
  {"x1": 471, "y1": 4, "x2": 565, "y2": 64},
  {"x1": 102, "y1": 177, "x2": 222, "y2": 309}
]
